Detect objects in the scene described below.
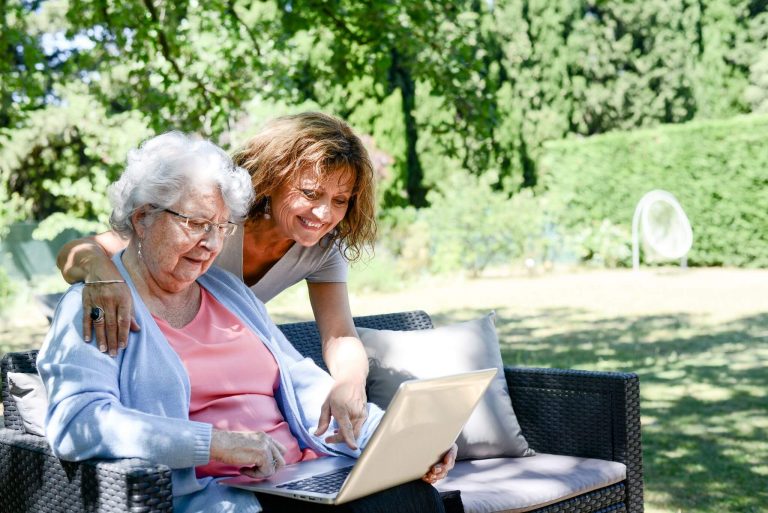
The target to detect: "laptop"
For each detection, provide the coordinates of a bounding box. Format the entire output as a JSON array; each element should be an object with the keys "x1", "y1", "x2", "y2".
[{"x1": 220, "y1": 368, "x2": 496, "y2": 505}]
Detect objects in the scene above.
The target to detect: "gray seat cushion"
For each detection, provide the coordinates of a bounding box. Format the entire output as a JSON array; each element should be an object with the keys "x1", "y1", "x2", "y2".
[{"x1": 434, "y1": 453, "x2": 627, "y2": 513}]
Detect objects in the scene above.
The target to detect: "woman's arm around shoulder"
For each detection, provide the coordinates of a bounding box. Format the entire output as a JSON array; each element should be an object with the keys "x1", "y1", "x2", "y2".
[
  {"x1": 56, "y1": 231, "x2": 138, "y2": 354},
  {"x1": 56, "y1": 231, "x2": 128, "y2": 284}
]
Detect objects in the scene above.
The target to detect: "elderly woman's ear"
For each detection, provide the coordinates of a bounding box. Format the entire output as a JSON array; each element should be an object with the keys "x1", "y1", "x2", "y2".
[{"x1": 130, "y1": 207, "x2": 150, "y2": 238}]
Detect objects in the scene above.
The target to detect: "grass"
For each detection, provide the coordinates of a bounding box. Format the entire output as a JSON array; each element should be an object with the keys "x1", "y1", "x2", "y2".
[
  {"x1": 2, "y1": 267, "x2": 767, "y2": 512},
  {"x1": 494, "y1": 308, "x2": 767, "y2": 513}
]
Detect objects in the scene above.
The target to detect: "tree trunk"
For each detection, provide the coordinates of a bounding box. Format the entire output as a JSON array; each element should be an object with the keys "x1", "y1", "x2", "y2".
[{"x1": 391, "y1": 49, "x2": 427, "y2": 207}]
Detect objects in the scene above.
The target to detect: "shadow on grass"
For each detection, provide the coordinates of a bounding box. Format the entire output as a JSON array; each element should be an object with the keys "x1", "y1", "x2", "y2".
[{"x1": 431, "y1": 307, "x2": 768, "y2": 513}]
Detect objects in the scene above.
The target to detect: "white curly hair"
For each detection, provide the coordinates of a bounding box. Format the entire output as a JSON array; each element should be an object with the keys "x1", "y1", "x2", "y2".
[{"x1": 108, "y1": 131, "x2": 253, "y2": 237}]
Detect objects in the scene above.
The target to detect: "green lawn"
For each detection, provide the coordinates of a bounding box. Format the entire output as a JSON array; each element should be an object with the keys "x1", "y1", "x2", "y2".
[
  {"x1": 3, "y1": 267, "x2": 767, "y2": 513},
  {"x1": 493, "y1": 308, "x2": 767, "y2": 513}
]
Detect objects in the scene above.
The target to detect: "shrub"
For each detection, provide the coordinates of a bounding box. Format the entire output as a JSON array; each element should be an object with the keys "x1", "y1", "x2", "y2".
[
  {"x1": 378, "y1": 173, "x2": 546, "y2": 276},
  {"x1": 539, "y1": 114, "x2": 768, "y2": 267},
  {"x1": 0, "y1": 267, "x2": 15, "y2": 308},
  {"x1": 573, "y1": 219, "x2": 633, "y2": 267}
]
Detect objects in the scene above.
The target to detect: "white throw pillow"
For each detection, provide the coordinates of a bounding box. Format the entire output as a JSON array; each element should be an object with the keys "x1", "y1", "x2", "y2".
[
  {"x1": 358, "y1": 313, "x2": 534, "y2": 460},
  {"x1": 8, "y1": 372, "x2": 48, "y2": 436}
]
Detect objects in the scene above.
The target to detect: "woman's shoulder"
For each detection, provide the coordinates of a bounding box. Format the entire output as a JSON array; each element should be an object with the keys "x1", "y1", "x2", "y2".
[
  {"x1": 39, "y1": 284, "x2": 89, "y2": 356},
  {"x1": 50, "y1": 284, "x2": 86, "y2": 319}
]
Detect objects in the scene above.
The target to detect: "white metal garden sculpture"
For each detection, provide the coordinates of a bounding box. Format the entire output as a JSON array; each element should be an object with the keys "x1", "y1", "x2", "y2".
[{"x1": 632, "y1": 190, "x2": 693, "y2": 271}]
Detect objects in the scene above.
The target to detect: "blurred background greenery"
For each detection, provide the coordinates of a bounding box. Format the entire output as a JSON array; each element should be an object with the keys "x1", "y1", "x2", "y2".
[
  {"x1": 1, "y1": 1, "x2": 767, "y2": 512},
  {"x1": 2, "y1": 0, "x2": 768, "y2": 290}
]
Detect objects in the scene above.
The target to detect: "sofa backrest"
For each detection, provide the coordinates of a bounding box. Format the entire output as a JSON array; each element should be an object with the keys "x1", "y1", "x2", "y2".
[{"x1": 278, "y1": 310, "x2": 433, "y2": 372}]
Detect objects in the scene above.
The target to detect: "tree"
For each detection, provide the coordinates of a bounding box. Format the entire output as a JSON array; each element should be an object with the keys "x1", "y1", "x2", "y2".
[
  {"x1": 274, "y1": 0, "x2": 496, "y2": 207},
  {"x1": 2, "y1": 0, "x2": 499, "y2": 212},
  {"x1": 2, "y1": 0, "x2": 767, "y2": 240}
]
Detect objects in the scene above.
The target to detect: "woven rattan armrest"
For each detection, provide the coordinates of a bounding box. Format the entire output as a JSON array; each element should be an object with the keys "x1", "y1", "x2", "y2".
[
  {"x1": 2, "y1": 350, "x2": 174, "y2": 513},
  {"x1": 0, "y1": 428, "x2": 173, "y2": 513},
  {"x1": 504, "y1": 366, "x2": 643, "y2": 513}
]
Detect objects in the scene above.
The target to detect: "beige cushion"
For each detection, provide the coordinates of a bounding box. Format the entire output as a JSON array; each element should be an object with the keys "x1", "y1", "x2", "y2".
[
  {"x1": 357, "y1": 313, "x2": 533, "y2": 460},
  {"x1": 434, "y1": 453, "x2": 627, "y2": 513},
  {"x1": 8, "y1": 372, "x2": 48, "y2": 436}
]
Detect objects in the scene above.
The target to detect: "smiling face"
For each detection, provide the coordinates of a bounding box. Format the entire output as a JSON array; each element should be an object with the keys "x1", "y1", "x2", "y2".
[
  {"x1": 137, "y1": 186, "x2": 231, "y2": 293},
  {"x1": 269, "y1": 167, "x2": 354, "y2": 247}
]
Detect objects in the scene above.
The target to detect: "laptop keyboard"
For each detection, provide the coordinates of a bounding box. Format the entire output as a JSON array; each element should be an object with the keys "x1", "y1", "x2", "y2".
[{"x1": 276, "y1": 465, "x2": 354, "y2": 494}]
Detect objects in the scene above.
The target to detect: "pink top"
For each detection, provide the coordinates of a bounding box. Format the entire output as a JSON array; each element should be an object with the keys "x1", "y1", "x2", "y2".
[{"x1": 154, "y1": 287, "x2": 320, "y2": 478}]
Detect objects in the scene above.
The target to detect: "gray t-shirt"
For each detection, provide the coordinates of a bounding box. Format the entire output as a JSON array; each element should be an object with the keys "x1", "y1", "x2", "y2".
[{"x1": 214, "y1": 228, "x2": 348, "y2": 303}]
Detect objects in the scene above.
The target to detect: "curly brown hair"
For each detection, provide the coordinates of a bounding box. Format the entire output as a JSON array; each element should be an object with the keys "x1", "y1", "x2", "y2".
[{"x1": 232, "y1": 112, "x2": 376, "y2": 262}]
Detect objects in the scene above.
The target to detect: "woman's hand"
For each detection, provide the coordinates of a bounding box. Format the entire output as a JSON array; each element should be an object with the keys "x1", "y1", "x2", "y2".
[
  {"x1": 210, "y1": 430, "x2": 287, "y2": 479},
  {"x1": 57, "y1": 232, "x2": 138, "y2": 355},
  {"x1": 82, "y1": 279, "x2": 139, "y2": 356},
  {"x1": 314, "y1": 378, "x2": 368, "y2": 450},
  {"x1": 422, "y1": 444, "x2": 458, "y2": 484}
]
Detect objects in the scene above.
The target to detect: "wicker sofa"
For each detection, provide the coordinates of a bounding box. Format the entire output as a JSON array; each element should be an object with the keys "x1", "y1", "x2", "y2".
[{"x1": 1, "y1": 310, "x2": 643, "y2": 513}]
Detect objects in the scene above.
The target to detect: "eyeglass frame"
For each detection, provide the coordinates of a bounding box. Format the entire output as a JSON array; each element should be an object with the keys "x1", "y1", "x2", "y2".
[{"x1": 150, "y1": 205, "x2": 238, "y2": 238}]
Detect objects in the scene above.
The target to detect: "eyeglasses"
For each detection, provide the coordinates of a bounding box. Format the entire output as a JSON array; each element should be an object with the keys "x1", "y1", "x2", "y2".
[{"x1": 154, "y1": 206, "x2": 238, "y2": 238}]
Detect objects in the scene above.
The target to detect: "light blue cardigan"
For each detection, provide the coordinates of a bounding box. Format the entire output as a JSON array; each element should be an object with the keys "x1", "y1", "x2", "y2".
[{"x1": 37, "y1": 253, "x2": 384, "y2": 513}]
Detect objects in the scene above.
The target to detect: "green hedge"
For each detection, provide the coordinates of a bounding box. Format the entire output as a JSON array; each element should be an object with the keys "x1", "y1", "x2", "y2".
[{"x1": 539, "y1": 114, "x2": 768, "y2": 267}]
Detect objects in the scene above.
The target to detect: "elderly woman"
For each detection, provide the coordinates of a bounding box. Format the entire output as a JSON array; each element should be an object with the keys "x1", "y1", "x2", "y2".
[
  {"x1": 57, "y1": 113, "x2": 377, "y2": 448},
  {"x1": 39, "y1": 132, "x2": 454, "y2": 513}
]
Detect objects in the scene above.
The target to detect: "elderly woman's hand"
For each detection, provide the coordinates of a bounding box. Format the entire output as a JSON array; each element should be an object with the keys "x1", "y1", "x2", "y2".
[
  {"x1": 315, "y1": 378, "x2": 368, "y2": 450},
  {"x1": 422, "y1": 444, "x2": 458, "y2": 485},
  {"x1": 210, "y1": 429, "x2": 287, "y2": 479}
]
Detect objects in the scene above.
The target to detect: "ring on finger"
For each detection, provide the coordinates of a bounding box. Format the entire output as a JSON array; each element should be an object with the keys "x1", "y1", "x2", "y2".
[{"x1": 90, "y1": 306, "x2": 105, "y2": 323}]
